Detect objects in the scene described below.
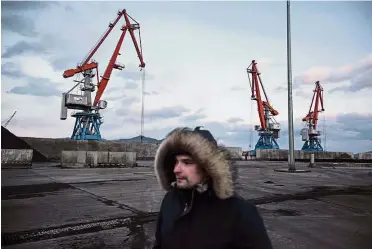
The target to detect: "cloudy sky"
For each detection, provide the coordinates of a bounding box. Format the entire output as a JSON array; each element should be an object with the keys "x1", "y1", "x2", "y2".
[{"x1": 1, "y1": 1, "x2": 372, "y2": 153}]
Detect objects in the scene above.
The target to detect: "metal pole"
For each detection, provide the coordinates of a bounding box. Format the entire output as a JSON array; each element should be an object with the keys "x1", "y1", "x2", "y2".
[{"x1": 287, "y1": 0, "x2": 296, "y2": 170}]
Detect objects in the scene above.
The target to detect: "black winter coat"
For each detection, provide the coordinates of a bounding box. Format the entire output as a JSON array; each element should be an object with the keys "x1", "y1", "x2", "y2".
[
  {"x1": 152, "y1": 187, "x2": 273, "y2": 249},
  {"x1": 152, "y1": 127, "x2": 273, "y2": 249}
]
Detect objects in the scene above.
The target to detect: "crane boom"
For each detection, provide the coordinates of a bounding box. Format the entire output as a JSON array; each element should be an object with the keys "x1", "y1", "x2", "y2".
[
  {"x1": 93, "y1": 10, "x2": 145, "y2": 106},
  {"x1": 63, "y1": 62, "x2": 98, "y2": 78},
  {"x1": 124, "y1": 12, "x2": 145, "y2": 68},
  {"x1": 247, "y1": 60, "x2": 279, "y2": 129},
  {"x1": 81, "y1": 10, "x2": 124, "y2": 67},
  {"x1": 2, "y1": 111, "x2": 17, "y2": 128},
  {"x1": 62, "y1": 11, "x2": 123, "y2": 79},
  {"x1": 302, "y1": 81, "x2": 324, "y2": 130},
  {"x1": 249, "y1": 62, "x2": 266, "y2": 129},
  {"x1": 93, "y1": 27, "x2": 127, "y2": 106}
]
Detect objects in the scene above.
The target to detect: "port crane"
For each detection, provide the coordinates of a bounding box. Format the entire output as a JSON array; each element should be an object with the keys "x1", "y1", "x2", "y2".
[
  {"x1": 247, "y1": 60, "x2": 281, "y2": 152},
  {"x1": 300, "y1": 81, "x2": 325, "y2": 151},
  {"x1": 2, "y1": 111, "x2": 17, "y2": 128},
  {"x1": 60, "y1": 9, "x2": 145, "y2": 140}
]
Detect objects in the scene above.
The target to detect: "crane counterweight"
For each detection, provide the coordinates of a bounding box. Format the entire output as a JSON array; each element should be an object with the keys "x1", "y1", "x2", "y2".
[{"x1": 60, "y1": 9, "x2": 145, "y2": 140}]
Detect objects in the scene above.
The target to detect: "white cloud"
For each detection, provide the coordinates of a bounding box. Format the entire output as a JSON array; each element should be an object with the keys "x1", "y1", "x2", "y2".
[
  {"x1": 1, "y1": 1, "x2": 372, "y2": 153},
  {"x1": 19, "y1": 56, "x2": 63, "y2": 84}
]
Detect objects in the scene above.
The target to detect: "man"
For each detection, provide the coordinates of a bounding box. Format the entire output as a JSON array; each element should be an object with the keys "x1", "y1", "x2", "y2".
[{"x1": 152, "y1": 127, "x2": 273, "y2": 249}]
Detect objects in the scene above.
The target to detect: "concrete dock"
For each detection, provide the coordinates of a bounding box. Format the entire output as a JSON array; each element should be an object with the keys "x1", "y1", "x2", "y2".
[{"x1": 2, "y1": 161, "x2": 372, "y2": 249}]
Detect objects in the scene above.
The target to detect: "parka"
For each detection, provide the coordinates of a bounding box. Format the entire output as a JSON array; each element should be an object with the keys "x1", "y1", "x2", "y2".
[{"x1": 152, "y1": 127, "x2": 273, "y2": 249}]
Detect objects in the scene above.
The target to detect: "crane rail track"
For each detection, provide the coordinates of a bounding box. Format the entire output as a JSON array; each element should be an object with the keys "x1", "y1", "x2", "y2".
[{"x1": 1, "y1": 213, "x2": 158, "y2": 246}]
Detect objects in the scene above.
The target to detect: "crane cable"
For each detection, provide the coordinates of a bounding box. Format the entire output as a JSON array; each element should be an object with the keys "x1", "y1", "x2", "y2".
[
  {"x1": 323, "y1": 115, "x2": 327, "y2": 151},
  {"x1": 249, "y1": 96, "x2": 253, "y2": 150},
  {"x1": 247, "y1": 71, "x2": 253, "y2": 150},
  {"x1": 247, "y1": 68, "x2": 253, "y2": 150},
  {"x1": 135, "y1": 17, "x2": 145, "y2": 142},
  {"x1": 140, "y1": 67, "x2": 146, "y2": 142}
]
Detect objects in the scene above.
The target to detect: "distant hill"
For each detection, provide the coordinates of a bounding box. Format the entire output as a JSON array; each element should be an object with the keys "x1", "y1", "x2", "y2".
[
  {"x1": 113, "y1": 135, "x2": 163, "y2": 144},
  {"x1": 60, "y1": 135, "x2": 162, "y2": 144}
]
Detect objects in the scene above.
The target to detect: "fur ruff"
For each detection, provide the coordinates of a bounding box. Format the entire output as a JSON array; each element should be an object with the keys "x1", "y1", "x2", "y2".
[{"x1": 154, "y1": 128, "x2": 233, "y2": 199}]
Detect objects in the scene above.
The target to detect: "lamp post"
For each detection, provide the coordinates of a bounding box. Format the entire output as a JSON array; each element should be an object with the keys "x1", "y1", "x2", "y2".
[
  {"x1": 287, "y1": 0, "x2": 296, "y2": 171},
  {"x1": 275, "y1": 0, "x2": 311, "y2": 173}
]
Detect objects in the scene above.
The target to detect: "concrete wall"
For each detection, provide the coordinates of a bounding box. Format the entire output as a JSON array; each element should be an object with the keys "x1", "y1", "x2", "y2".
[
  {"x1": 61, "y1": 151, "x2": 136, "y2": 168},
  {"x1": 20, "y1": 137, "x2": 247, "y2": 161},
  {"x1": 357, "y1": 152, "x2": 372, "y2": 160},
  {"x1": 255, "y1": 149, "x2": 354, "y2": 161},
  {"x1": 1, "y1": 149, "x2": 33, "y2": 168},
  {"x1": 21, "y1": 137, "x2": 158, "y2": 161},
  {"x1": 18, "y1": 137, "x2": 369, "y2": 162},
  {"x1": 224, "y1": 146, "x2": 244, "y2": 159}
]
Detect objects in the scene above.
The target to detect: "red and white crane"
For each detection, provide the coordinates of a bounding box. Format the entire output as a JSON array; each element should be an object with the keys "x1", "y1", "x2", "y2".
[
  {"x1": 300, "y1": 81, "x2": 325, "y2": 151},
  {"x1": 60, "y1": 9, "x2": 145, "y2": 140},
  {"x1": 247, "y1": 60, "x2": 281, "y2": 152}
]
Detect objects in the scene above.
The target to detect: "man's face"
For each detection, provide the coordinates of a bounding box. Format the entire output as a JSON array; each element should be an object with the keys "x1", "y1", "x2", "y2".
[{"x1": 173, "y1": 154, "x2": 203, "y2": 189}]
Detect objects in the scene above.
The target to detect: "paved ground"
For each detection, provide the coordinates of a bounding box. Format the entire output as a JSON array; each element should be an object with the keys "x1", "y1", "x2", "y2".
[{"x1": 2, "y1": 161, "x2": 372, "y2": 249}]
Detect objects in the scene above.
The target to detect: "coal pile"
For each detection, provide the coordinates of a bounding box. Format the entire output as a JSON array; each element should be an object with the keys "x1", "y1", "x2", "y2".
[{"x1": 1, "y1": 126, "x2": 47, "y2": 162}]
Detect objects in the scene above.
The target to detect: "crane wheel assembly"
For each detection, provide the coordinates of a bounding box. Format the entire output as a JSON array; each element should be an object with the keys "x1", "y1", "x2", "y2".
[{"x1": 60, "y1": 9, "x2": 145, "y2": 141}]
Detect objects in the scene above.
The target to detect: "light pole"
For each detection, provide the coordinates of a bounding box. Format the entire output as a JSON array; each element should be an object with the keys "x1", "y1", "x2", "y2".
[
  {"x1": 287, "y1": 0, "x2": 296, "y2": 171},
  {"x1": 275, "y1": 0, "x2": 311, "y2": 173}
]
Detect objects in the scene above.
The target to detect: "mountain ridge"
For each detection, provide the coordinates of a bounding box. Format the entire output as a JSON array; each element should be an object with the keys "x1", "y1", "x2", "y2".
[{"x1": 109, "y1": 135, "x2": 163, "y2": 144}]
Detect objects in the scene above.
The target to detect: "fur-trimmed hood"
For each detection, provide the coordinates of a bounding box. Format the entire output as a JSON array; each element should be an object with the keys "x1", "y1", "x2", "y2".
[{"x1": 154, "y1": 127, "x2": 233, "y2": 199}]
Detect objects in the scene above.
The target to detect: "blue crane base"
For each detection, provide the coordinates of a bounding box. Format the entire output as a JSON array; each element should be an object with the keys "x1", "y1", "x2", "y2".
[
  {"x1": 301, "y1": 139, "x2": 323, "y2": 151},
  {"x1": 71, "y1": 112, "x2": 102, "y2": 141},
  {"x1": 249, "y1": 135, "x2": 279, "y2": 157},
  {"x1": 255, "y1": 134, "x2": 280, "y2": 150}
]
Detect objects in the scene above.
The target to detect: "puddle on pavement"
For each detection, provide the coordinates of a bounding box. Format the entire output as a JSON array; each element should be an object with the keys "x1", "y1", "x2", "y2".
[
  {"x1": 102, "y1": 200, "x2": 115, "y2": 206},
  {"x1": 264, "y1": 181, "x2": 284, "y2": 187},
  {"x1": 274, "y1": 208, "x2": 302, "y2": 216}
]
